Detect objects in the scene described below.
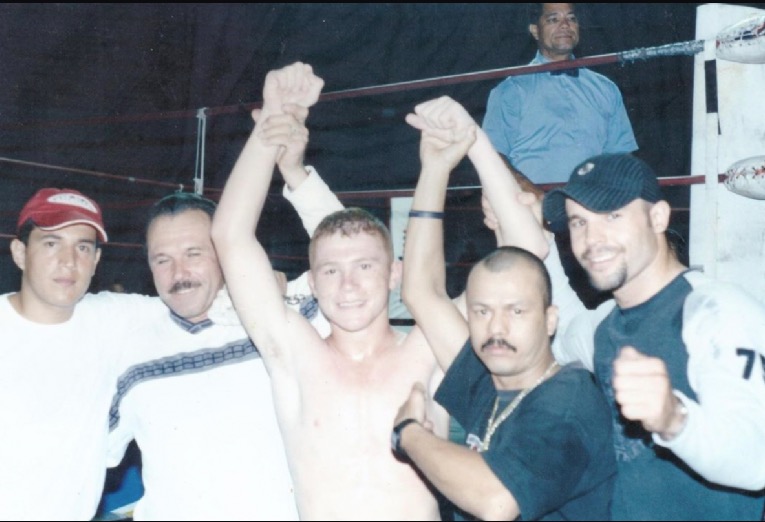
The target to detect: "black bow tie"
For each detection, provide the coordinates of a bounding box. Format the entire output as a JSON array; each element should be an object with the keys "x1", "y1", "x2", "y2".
[{"x1": 550, "y1": 68, "x2": 579, "y2": 77}]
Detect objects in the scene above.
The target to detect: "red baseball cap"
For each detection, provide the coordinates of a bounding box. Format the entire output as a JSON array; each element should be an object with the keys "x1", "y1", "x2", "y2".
[{"x1": 17, "y1": 188, "x2": 108, "y2": 242}]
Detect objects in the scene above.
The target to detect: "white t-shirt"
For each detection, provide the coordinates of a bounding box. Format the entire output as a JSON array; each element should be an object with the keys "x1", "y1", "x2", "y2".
[{"x1": 0, "y1": 291, "x2": 162, "y2": 520}]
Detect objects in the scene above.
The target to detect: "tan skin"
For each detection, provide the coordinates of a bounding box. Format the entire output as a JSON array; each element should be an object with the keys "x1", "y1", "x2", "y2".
[
  {"x1": 566, "y1": 197, "x2": 689, "y2": 439},
  {"x1": 212, "y1": 62, "x2": 448, "y2": 520},
  {"x1": 146, "y1": 209, "x2": 223, "y2": 324},
  {"x1": 9, "y1": 224, "x2": 101, "y2": 324},
  {"x1": 529, "y1": 3, "x2": 580, "y2": 62},
  {"x1": 395, "y1": 96, "x2": 561, "y2": 520}
]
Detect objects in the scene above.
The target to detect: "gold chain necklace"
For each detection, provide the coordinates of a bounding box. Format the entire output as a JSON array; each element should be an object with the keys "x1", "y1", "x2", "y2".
[{"x1": 480, "y1": 361, "x2": 559, "y2": 452}]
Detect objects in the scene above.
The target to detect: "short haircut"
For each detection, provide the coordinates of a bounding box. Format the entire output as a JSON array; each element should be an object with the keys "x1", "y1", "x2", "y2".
[
  {"x1": 473, "y1": 246, "x2": 552, "y2": 308},
  {"x1": 16, "y1": 219, "x2": 102, "y2": 249},
  {"x1": 528, "y1": 3, "x2": 578, "y2": 25},
  {"x1": 309, "y1": 207, "x2": 393, "y2": 266},
  {"x1": 144, "y1": 192, "x2": 217, "y2": 243}
]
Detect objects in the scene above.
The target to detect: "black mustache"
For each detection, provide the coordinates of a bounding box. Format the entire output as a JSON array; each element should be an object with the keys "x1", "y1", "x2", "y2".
[
  {"x1": 481, "y1": 338, "x2": 517, "y2": 353},
  {"x1": 169, "y1": 280, "x2": 201, "y2": 294}
]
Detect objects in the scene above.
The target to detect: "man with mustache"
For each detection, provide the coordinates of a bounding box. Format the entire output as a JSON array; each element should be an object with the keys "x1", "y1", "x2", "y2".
[
  {"x1": 483, "y1": 3, "x2": 637, "y2": 185},
  {"x1": 393, "y1": 95, "x2": 615, "y2": 520},
  {"x1": 542, "y1": 153, "x2": 765, "y2": 519},
  {"x1": 105, "y1": 104, "x2": 342, "y2": 519}
]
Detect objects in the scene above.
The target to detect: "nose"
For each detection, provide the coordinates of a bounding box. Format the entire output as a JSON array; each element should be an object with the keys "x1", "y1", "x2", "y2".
[
  {"x1": 170, "y1": 259, "x2": 191, "y2": 282},
  {"x1": 58, "y1": 245, "x2": 77, "y2": 268},
  {"x1": 340, "y1": 271, "x2": 357, "y2": 291},
  {"x1": 488, "y1": 310, "x2": 508, "y2": 337},
  {"x1": 583, "y1": 220, "x2": 607, "y2": 247}
]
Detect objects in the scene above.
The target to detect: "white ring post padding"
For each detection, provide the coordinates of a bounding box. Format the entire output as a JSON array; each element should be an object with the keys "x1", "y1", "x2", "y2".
[
  {"x1": 715, "y1": 13, "x2": 765, "y2": 64},
  {"x1": 724, "y1": 156, "x2": 765, "y2": 200},
  {"x1": 705, "y1": 112, "x2": 720, "y2": 279}
]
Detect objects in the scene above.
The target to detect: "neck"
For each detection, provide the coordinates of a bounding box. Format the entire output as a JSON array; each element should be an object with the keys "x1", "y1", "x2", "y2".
[
  {"x1": 540, "y1": 50, "x2": 572, "y2": 62},
  {"x1": 615, "y1": 250, "x2": 686, "y2": 309},
  {"x1": 9, "y1": 291, "x2": 75, "y2": 324},
  {"x1": 326, "y1": 315, "x2": 401, "y2": 362},
  {"x1": 495, "y1": 356, "x2": 559, "y2": 391}
]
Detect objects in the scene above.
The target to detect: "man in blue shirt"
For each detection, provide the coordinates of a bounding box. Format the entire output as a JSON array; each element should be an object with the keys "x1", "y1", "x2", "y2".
[{"x1": 483, "y1": 3, "x2": 637, "y2": 185}]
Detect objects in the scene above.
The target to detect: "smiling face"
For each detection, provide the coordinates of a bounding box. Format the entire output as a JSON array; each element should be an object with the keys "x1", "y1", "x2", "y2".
[
  {"x1": 465, "y1": 251, "x2": 557, "y2": 390},
  {"x1": 529, "y1": 3, "x2": 580, "y2": 62},
  {"x1": 11, "y1": 224, "x2": 101, "y2": 322},
  {"x1": 308, "y1": 230, "x2": 398, "y2": 334},
  {"x1": 147, "y1": 209, "x2": 224, "y2": 323},
  {"x1": 566, "y1": 198, "x2": 666, "y2": 302}
]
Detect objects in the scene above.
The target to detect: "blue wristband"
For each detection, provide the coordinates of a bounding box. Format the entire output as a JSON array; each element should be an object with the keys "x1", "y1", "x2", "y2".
[{"x1": 408, "y1": 210, "x2": 444, "y2": 219}]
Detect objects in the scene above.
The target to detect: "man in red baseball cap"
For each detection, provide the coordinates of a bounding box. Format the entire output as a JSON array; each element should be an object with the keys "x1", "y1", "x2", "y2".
[
  {"x1": 16, "y1": 187, "x2": 108, "y2": 243},
  {"x1": 2, "y1": 187, "x2": 164, "y2": 519}
]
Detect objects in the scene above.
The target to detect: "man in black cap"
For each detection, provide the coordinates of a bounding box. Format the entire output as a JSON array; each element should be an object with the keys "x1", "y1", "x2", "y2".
[{"x1": 542, "y1": 153, "x2": 765, "y2": 520}]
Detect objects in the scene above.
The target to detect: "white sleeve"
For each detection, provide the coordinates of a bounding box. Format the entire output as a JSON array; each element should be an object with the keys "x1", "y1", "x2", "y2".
[
  {"x1": 107, "y1": 419, "x2": 133, "y2": 468},
  {"x1": 282, "y1": 165, "x2": 344, "y2": 237},
  {"x1": 545, "y1": 238, "x2": 587, "y2": 341},
  {"x1": 556, "y1": 299, "x2": 615, "y2": 372},
  {"x1": 652, "y1": 283, "x2": 765, "y2": 490}
]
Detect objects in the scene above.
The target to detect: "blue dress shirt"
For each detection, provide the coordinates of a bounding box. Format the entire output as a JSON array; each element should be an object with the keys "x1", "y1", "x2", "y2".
[{"x1": 483, "y1": 52, "x2": 638, "y2": 185}]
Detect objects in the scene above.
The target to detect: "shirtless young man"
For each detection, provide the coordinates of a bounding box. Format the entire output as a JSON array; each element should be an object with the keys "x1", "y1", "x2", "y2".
[{"x1": 211, "y1": 62, "x2": 448, "y2": 520}]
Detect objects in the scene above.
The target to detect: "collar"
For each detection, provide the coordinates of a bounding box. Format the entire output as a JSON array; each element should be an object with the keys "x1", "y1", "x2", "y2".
[
  {"x1": 169, "y1": 310, "x2": 214, "y2": 334},
  {"x1": 531, "y1": 50, "x2": 576, "y2": 65}
]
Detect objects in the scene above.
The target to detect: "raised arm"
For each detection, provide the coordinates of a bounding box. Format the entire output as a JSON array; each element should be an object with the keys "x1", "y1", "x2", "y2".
[
  {"x1": 467, "y1": 121, "x2": 549, "y2": 260},
  {"x1": 274, "y1": 107, "x2": 344, "y2": 237},
  {"x1": 211, "y1": 62, "x2": 324, "y2": 373},
  {"x1": 401, "y1": 96, "x2": 476, "y2": 372}
]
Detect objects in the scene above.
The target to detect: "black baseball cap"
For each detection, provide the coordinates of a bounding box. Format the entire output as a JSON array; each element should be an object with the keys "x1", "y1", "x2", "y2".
[{"x1": 542, "y1": 153, "x2": 663, "y2": 232}]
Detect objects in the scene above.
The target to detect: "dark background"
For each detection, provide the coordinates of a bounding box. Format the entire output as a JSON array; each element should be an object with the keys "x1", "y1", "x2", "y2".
[{"x1": 1, "y1": 3, "x2": 761, "y2": 304}]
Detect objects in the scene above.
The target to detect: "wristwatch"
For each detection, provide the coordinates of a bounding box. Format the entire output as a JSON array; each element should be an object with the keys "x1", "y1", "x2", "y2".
[{"x1": 391, "y1": 418, "x2": 418, "y2": 461}]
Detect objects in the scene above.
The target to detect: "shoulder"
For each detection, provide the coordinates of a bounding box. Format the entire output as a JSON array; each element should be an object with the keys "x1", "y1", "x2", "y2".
[
  {"x1": 580, "y1": 68, "x2": 624, "y2": 99},
  {"x1": 489, "y1": 74, "x2": 533, "y2": 98},
  {"x1": 532, "y1": 364, "x2": 604, "y2": 411},
  {"x1": 682, "y1": 270, "x2": 762, "y2": 310},
  {"x1": 581, "y1": 67, "x2": 619, "y2": 87},
  {"x1": 79, "y1": 291, "x2": 165, "y2": 320},
  {"x1": 683, "y1": 273, "x2": 765, "y2": 327}
]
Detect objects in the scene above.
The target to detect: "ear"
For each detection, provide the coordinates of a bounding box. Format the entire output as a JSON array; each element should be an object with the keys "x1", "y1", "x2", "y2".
[
  {"x1": 92, "y1": 248, "x2": 102, "y2": 277},
  {"x1": 649, "y1": 200, "x2": 671, "y2": 234},
  {"x1": 10, "y1": 238, "x2": 26, "y2": 271},
  {"x1": 307, "y1": 269, "x2": 316, "y2": 295},
  {"x1": 389, "y1": 258, "x2": 403, "y2": 291},
  {"x1": 529, "y1": 23, "x2": 540, "y2": 42},
  {"x1": 546, "y1": 304, "x2": 559, "y2": 338}
]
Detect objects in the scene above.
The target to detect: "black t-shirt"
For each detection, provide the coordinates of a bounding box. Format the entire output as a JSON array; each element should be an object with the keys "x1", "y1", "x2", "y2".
[{"x1": 436, "y1": 340, "x2": 615, "y2": 521}]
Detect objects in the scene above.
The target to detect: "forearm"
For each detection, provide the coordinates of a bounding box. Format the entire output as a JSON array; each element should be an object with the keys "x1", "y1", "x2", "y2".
[
  {"x1": 657, "y1": 284, "x2": 765, "y2": 490},
  {"x1": 402, "y1": 423, "x2": 519, "y2": 520},
  {"x1": 468, "y1": 129, "x2": 548, "y2": 259},
  {"x1": 282, "y1": 166, "x2": 344, "y2": 236},
  {"x1": 211, "y1": 112, "x2": 279, "y2": 249},
  {"x1": 401, "y1": 162, "x2": 468, "y2": 370},
  {"x1": 654, "y1": 386, "x2": 765, "y2": 490},
  {"x1": 401, "y1": 163, "x2": 450, "y2": 308}
]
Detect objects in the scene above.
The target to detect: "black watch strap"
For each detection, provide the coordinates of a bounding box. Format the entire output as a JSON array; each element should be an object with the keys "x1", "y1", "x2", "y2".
[{"x1": 391, "y1": 418, "x2": 418, "y2": 460}]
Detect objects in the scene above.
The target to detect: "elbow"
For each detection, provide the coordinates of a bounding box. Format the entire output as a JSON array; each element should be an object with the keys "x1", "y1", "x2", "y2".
[
  {"x1": 473, "y1": 490, "x2": 520, "y2": 521},
  {"x1": 210, "y1": 214, "x2": 234, "y2": 251}
]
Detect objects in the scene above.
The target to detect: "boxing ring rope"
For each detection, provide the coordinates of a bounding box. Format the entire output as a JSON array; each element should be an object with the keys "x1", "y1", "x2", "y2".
[{"x1": 2, "y1": 11, "x2": 763, "y2": 252}]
